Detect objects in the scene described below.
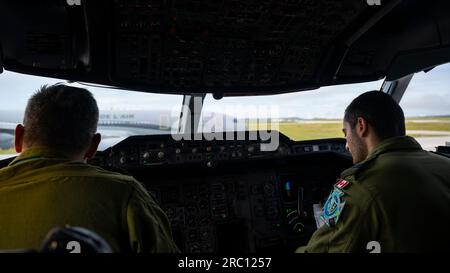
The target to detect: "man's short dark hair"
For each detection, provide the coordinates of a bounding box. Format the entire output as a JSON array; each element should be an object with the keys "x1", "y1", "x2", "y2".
[
  {"x1": 23, "y1": 84, "x2": 99, "y2": 156},
  {"x1": 344, "y1": 90, "x2": 406, "y2": 140}
]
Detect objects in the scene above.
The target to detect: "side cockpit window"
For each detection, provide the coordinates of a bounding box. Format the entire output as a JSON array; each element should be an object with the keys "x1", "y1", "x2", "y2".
[{"x1": 400, "y1": 63, "x2": 450, "y2": 151}]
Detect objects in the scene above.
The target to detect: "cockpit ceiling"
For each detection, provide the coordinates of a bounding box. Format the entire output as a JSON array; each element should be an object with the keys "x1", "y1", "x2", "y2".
[{"x1": 1, "y1": 0, "x2": 450, "y2": 95}]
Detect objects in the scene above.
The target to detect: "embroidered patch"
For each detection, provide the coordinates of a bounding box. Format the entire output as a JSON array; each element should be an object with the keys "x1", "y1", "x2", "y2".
[
  {"x1": 335, "y1": 179, "x2": 350, "y2": 190},
  {"x1": 321, "y1": 188, "x2": 346, "y2": 227}
]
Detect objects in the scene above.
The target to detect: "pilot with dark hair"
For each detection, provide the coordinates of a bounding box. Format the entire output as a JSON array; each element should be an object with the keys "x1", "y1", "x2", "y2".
[
  {"x1": 0, "y1": 84, "x2": 179, "y2": 253},
  {"x1": 297, "y1": 91, "x2": 450, "y2": 252}
]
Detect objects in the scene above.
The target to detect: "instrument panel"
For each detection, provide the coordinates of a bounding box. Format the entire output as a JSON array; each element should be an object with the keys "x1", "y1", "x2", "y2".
[
  {"x1": 90, "y1": 131, "x2": 352, "y2": 252},
  {"x1": 92, "y1": 131, "x2": 348, "y2": 169}
]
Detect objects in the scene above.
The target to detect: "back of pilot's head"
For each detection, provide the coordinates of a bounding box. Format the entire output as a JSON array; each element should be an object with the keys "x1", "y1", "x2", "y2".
[
  {"x1": 23, "y1": 84, "x2": 99, "y2": 156},
  {"x1": 344, "y1": 90, "x2": 406, "y2": 140}
]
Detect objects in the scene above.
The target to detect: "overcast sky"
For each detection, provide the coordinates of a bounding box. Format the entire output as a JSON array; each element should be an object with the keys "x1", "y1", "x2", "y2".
[{"x1": 0, "y1": 63, "x2": 449, "y2": 119}]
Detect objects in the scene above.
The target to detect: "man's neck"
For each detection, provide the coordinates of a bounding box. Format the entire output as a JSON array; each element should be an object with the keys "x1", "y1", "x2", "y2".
[
  {"x1": 366, "y1": 136, "x2": 382, "y2": 156},
  {"x1": 21, "y1": 146, "x2": 84, "y2": 162}
]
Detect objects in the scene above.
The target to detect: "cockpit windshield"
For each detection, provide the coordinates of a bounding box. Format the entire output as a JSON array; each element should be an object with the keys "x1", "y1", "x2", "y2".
[
  {"x1": 1, "y1": 63, "x2": 450, "y2": 159},
  {"x1": 0, "y1": 71, "x2": 183, "y2": 154}
]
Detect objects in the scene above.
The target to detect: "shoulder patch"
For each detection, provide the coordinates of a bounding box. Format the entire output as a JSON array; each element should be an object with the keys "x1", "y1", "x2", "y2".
[
  {"x1": 321, "y1": 188, "x2": 346, "y2": 227},
  {"x1": 335, "y1": 179, "x2": 350, "y2": 190}
]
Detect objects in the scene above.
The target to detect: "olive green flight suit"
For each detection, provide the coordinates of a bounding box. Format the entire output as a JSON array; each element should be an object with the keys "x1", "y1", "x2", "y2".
[
  {"x1": 0, "y1": 148, "x2": 179, "y2": 253},
  {"x1": 297, "y1": 136, "x2": 450, "y2": 252}
]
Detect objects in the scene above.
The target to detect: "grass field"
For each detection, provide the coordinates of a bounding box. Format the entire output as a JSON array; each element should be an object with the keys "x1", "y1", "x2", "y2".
[
  {"x1": 1, "y1": 117, "x2": 449, "y2": 153},
  {"x1": 248, "y1": 117, "x2": 450, "y2": 141},
  {"x1": 407, "y1": 116, "x2": 450, "y2": 121},
  {"x1": 248, "y1": 122, "x2": 344, "y2": 140},
  {"x1": 404, "y1": 122, "x2": 450, "y2": 132},
  {"x1": 0, "y1": 148, "x2": 15, "y2": 155}
]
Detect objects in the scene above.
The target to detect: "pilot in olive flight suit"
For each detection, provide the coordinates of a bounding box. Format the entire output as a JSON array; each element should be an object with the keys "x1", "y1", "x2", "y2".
[
  {"x1": 0, "y1": 84, "x2": 179, "y2": 253},
  {"x1": 297, "y1": 91, "x2": 450, "y2": 253}
]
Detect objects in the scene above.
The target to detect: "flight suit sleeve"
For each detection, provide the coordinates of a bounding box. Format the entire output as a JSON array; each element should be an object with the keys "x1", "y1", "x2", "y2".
[
  {"x1": 125, "y1": 182, "x2": 180, "y2": 253},
  {"x1": 295, "y1": 187, "x2": 380, "y2": 253}
]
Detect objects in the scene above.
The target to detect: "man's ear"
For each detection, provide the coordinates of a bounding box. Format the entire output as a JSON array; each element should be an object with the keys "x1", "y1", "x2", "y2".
[
  {"x1": 356, "y1": 117, "x2": 369, "y2": 138},
  {"x1": 14, "y1": 124, "x2": 25, "y2": 153},
  {"x1": 84, "y1": 133, "x2": 101, "y2": 160}
]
